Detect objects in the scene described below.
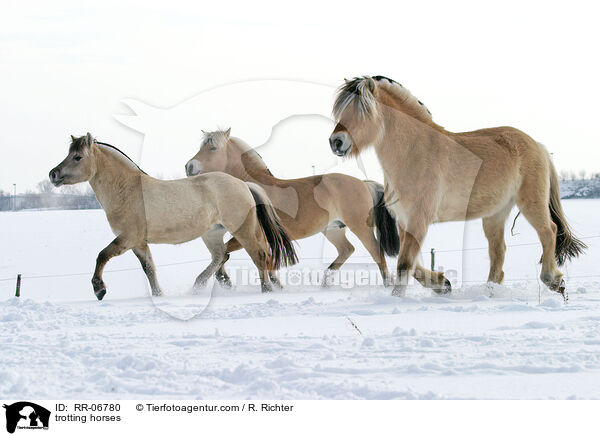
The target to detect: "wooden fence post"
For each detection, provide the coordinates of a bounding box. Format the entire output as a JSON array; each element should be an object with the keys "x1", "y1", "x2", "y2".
[
  {"x1": 430, "y1": 248, "x2": 435, "y2": 272},
  {"x1": 15, "y1": 274, "x2": 21, "y2": 297}
]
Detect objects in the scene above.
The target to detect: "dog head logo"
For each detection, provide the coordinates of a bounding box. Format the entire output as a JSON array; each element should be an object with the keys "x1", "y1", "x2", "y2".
[{"x1": 3, "y1": 402, "x2": 50, "y2": 434}]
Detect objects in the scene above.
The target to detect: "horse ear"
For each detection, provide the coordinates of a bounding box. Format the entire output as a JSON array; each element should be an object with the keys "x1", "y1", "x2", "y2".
[
  {"x1": 366, "y1": 77, "x2": 376, "y2": 93},
  {"x1": 201, "y1": 129, "x2": 207, "y2": 134},
  {"x1": 224, "y1": 128, "x2": 231, "y2": 139},
  {"x1": 85, "y1": 132, "x2": 95, "y2": 145},
  {"x1": 70, "y1": 135, "x2": 76, "y2": 142}
]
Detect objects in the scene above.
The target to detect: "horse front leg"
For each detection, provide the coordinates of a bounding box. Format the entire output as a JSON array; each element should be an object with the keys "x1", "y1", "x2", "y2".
[
  {"x1": 393, "y1": 222, "x2": 429, "y2": 297},
  {"x1": 413, "y1": 262, "x2": 452, "y2": 295},
  {"x1": 92, "y1": 236, "x2": 131, "y2": 300}
]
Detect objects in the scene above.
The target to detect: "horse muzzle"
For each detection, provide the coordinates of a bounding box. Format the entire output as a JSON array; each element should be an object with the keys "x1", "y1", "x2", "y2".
[
  {"x1": 329, "y1": 132, "x2": 352, "y2": 157},
  {"x1": 185, "y1": 160, "x2": 202, "y2": 177},
  {"x1": 49, "y1": 168, "x2": 64, "y2": 187}
]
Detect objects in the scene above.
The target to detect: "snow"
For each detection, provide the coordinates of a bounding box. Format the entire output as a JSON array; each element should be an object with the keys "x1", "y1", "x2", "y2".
[{"x1": 0, "y1": 199, "x2": 599, "y2": 399}]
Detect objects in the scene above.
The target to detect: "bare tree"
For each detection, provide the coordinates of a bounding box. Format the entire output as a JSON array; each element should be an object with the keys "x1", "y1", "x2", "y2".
[
  {"x1": 559, "y1": 170, "x2": 569, "y2": 181},
  {"x1": 37, "y1": 179, "x2": 55, "y2": 194},
  {"x1": 58, "y1": 184, "x2": 84, "y2": 195}
]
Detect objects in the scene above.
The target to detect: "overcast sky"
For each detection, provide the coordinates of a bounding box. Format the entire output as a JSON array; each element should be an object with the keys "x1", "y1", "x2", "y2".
[{"x1": 2, "y1": 0, "x2": 599, "y2": 192}]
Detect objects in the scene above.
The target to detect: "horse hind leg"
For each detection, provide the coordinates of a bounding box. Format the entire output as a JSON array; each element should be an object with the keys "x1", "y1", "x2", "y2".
[
  {"x1": 342, "y1": 218, "x2": 394, "y2": 288},
  {"x1": 214, "y1": 252, "x2": 232, "y2": 288},
  {"x1": 228, "y1": 217, "x2": 273, "y2": 293},
  {"x1": 321, "y1": 222, "x2": 355, "y2": 287},
  {"x1": 516, "y1": 188, "x2": 563, "y2": 292},
  {"x1": 482, "y1": 203, "x2": 513, "y2": 284},
  {"x1": 245, "y1": 244, "x2": 273, "y2": 293},
  {"x1": 268, "y1": 271, "x2": 283, "y2": 289},
  {"x1": 133, "y1": 243, "x2": 163, "y2": 297},
  {"x1": 194, "y1": 225, "x2": 228, "y2": 292},
  {"x1": 223, "y1": 236, "x2": 282, "y2": 289},
  {"x1": 216, "y1": 236, "x2": 248, "y2": 288}
]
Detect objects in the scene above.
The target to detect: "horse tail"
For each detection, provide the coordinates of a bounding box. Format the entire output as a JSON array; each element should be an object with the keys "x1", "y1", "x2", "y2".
[
  {"x1": 247, "y1": 182, "x2": 298, "y2": 269},
  {"x1": 365, "y1": 180, "x2": 400, "y2": 257},
  {"x1": 548, "y1": 156, "x2": 586, "y2": 265}
]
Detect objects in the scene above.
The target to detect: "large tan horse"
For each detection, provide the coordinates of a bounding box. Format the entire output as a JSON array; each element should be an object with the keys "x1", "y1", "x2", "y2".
[
  {"x1": 329, "y1": 75, "x2": 586, "y2": 297},
  {"x1": 49, "y1": 133, "x2": 297, "y2": 300},
  {"x1": 185, "y1": 129, "x2": 400, "y2": 287}
]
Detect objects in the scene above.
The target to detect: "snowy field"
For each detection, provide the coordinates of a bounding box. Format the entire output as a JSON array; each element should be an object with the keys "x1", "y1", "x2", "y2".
[{"x1": 0, "y1": 199, "x2": 599, "y2": 399}]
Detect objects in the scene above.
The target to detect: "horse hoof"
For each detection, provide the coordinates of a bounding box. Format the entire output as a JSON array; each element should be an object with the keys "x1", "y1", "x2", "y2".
[
  {"x1": 431, "y1": 278, "x2": 451, "y2": 295},
  {"x1": 391, "y1": 287, "x2": 405, "y2": 297},
  {"x1": 557, "y1": 279, "x2": 568, "y2": 302},
  {"x1": 261, "y1": 284, "x2": 273, "y2": 293},
  {"x1": 441, "y1": 278, "x2": 452, "y2": 294},
  {"x1": 95, "y1": 288, "x2": 106, "y2": 301},
  {"x1": 216, "y1": 273, "x2": 233, "y2": 289},
  {"x1": 321, "y1": 271, "x2": 334, "y2": 288},
  {"x1": 193, "y1": 280, "x2": 207, "y2": 291},
  {"x1": 217, "y1": 279, "x2": 233, "y2": 289},
  {"x1": 558, "y1": 279, "x2": 566, "y2": 293}
]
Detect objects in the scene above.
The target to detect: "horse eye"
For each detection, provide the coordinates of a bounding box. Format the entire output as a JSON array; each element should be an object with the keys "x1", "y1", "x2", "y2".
[
  {"x1": 74, "y1": 155, "x2": 83, "y2": 161},
  {"x1": 210, "y1": 146, "x2": 217, "y2": 152}
]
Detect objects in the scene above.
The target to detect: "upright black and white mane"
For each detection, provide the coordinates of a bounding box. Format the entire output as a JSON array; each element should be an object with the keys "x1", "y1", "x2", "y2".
[{"x1": 333, "y1": 75, "x2": 433, "y2": 123}]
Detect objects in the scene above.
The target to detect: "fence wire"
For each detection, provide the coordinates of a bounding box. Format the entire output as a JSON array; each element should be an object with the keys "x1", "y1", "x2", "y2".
[{"x1": 1, "y1": 234, "x2": 599, "y2": 284}]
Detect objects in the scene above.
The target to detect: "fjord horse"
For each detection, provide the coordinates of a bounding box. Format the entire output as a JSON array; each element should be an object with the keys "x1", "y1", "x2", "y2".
[
  {"x1": 329, "y1": 76, "x2": 585, "y2": 297},
  {"x1": 49, "y1": 133, "x2": 297, "y2": 299},
  {"x1": 185, "y1": 129, "x2": 399, "y2": 287}
]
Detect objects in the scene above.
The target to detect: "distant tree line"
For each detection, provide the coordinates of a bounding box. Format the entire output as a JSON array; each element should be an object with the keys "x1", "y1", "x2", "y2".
[
  {"x1": 1, "y1": 171, "x2": 598, "y2": 211},
  {"x1": 559, "y1": 170, "x2": 600, "y2": 181},
  {"x1": 0, "y1": 180, "x2": 100, "y2": 211}
]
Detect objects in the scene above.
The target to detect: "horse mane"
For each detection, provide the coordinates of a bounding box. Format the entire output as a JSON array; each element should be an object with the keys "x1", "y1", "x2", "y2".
[
  {"x1": 230, "y1": 137, "x2": 275, "y2": 177},
  {"x1": 334, "y1": 75, "x2": 443, "y2": 131},
  {"x1": 333, "y1": 76, "x2": 378, "y2": 120},
  {"x1": 71, "y1": 136, "x2": 145, "y2": 174},
  {"x1": 96, "y1": 142, "x2": 148, "y2": 175},
  {"x1": 201, "y1": 130, "x2": 229, "y2": 148},
  {"x1": 204, "y1": 130, "x2": 275, "y2": 177}
]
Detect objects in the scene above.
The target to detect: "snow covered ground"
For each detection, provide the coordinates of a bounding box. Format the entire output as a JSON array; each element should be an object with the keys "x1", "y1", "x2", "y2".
[
  {"x1": 1, "y1": 199, "x2": 599, "y2": 399},
  {"x1": 561, "y1": 177, "x2": 600, "y2": 199}
]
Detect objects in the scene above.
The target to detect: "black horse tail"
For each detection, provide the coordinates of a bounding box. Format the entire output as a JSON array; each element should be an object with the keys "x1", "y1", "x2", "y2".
[
  {"x1": 548, "y1": 158, "x2": 586, "y2": 265},
  {"x1": 247, "y1": 182, "x2": 298, "y2": 269},
  {"x1": 365, "y1": 180, "x2": 400, "y2": 257}
]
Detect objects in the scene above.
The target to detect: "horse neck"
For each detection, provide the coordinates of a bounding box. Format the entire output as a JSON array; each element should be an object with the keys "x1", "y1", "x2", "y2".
[
  {"x1": 379, "y1": 103, "x2": 450, "y2": 151},
  {"x1": 88, "y1": 144, "x2": 143, "y2": 206},
  {"x1": 226, "y1": 141, "x2": 279, "y2": 185},
  {"x1": 378, "y1": 89, "x2": 448, "y2": 134}
]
